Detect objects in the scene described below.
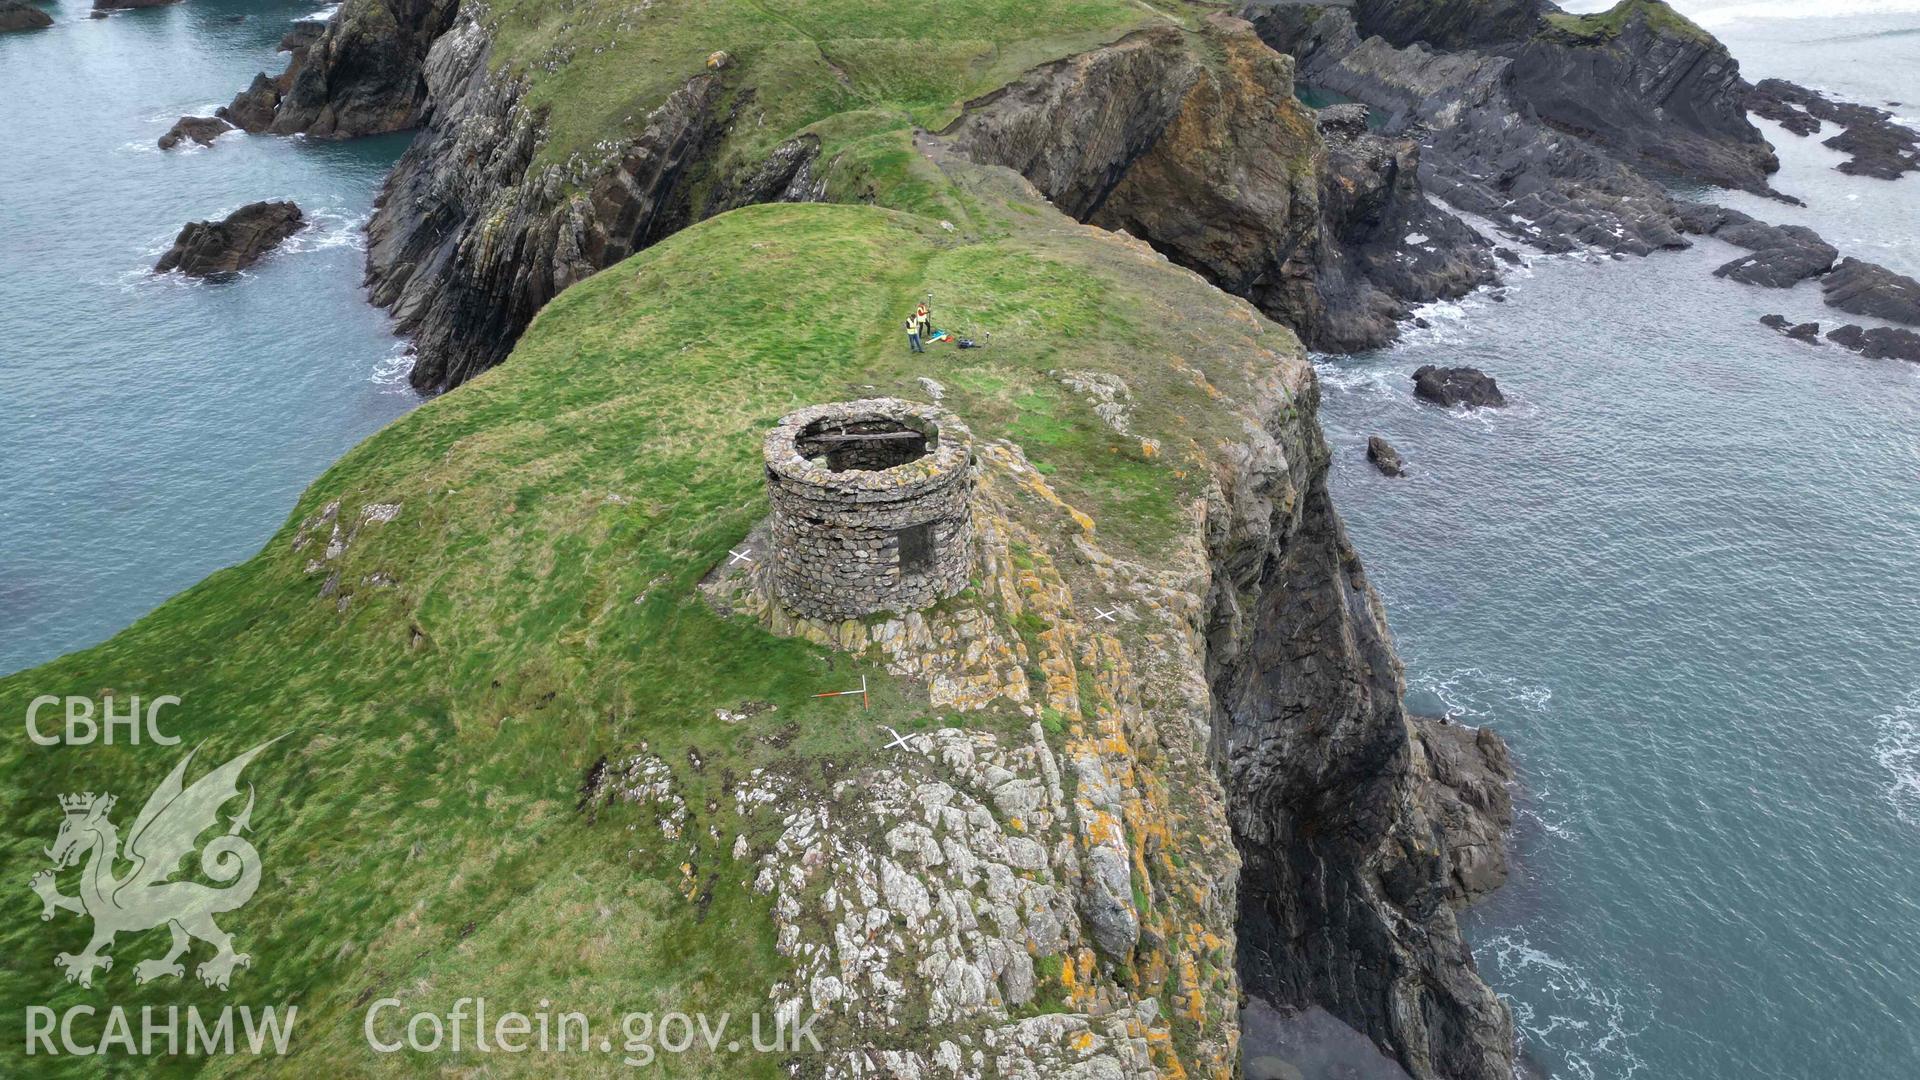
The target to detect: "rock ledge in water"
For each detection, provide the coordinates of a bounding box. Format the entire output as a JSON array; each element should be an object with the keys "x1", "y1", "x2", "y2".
[
  {"x1": 155, "y1": 201, "x2": 304, "y2": 278},
  {"x1": 158, "y1": 116, "x2": 235, "y2": 151},
  {"x1": 1822, "y1": 258, "x2": 1920, "y2": 326},
  {"x1": 0, "y1": 0, "x2": 52, "y2": 31},
  {"x1": 1828, "y1": 324, "x2": 1920, "y2": 363},
  {"x1": 1412, "y1": 365, "x2": 1505, "y2": 409}
]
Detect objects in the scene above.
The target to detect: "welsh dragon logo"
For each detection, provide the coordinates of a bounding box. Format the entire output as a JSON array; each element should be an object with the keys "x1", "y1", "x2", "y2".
[{"x1": 29, "y1": 739, "x2": 279, "y2": 990}]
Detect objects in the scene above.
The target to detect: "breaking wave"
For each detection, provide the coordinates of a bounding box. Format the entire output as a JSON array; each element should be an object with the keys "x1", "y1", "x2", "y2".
[
  {"x1": 1872, "y1": 689, "x2": 1920, "y2": 825},
  {"x1": 1481, "y1": 933, "x2": 1651, "y2": 1080}
]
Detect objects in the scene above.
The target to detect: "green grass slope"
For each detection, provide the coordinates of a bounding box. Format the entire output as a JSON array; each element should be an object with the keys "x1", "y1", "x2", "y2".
[
  {"x1": 486, "y1": 0, "x2": 1183, "y2": 170},
  {"x1": 1, "y1": 141, "x2": 1309, "y2": 1073}
]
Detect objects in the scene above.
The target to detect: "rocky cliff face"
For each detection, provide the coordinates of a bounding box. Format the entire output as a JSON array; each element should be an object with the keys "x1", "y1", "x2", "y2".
[
  {"x1": 939, "y1": 15, "x2": 1493, "y2": 354},
  {"x1": 367, "y1": 12, "x2": 1491, "y2": 390},
  {"x1": 220, "y1": 0, "x2": 457, "y2": 138},
  {"x1": 1514, "y1": 3, "x2": 1778, "y2": 193},
  {"x1": 363, "y1": 17, "x2": 826, "y2": 392},
  {"x1": 1200, "y1": 370, "x2": 1516, "y2": 1080}
]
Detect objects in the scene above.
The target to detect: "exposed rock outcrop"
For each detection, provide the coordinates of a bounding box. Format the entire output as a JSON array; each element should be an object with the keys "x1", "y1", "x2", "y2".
[
  {"x1": 939, "y1": 15, "x2": 1494, "y2": 354},
  {"x1": 216, "y1": 73, "x2": 283, "y2": 133},
  {"x1": 1678, "y1": 204, "x2": 1837, "y2": 287},
  {"x1": 1244, "y1": 2, "x2": 1920, "y2": 341},
  {"x1": 158, "y1": 115, "x2": 234, "y2": 151},
  {"x1": 1416, "y1": 719, "x2": 1516, "y2": 904},
  {"x1": 1512, "y1": 1, "x2": 1779, "y2": 194},
  {"x1": 1413, "y1": 365, "x2": 1506, "y2": 408},
  {"x1": 1759, "y1": 313, "x2": 1822, "y2": 345},
  {"x1": 1828, "y1": 324, "x2": 1920, "y2": 363},
  {"x1": 1748, "y1": 78, "x2": 1920, "y2": 180},
  {"x1": 279, "y1": 18, "x2": 325, "y2": 54},
  {"x1": 221, "y1": 0, "x2": 456, "y2": 138},
  {"x1": 1209, "y1": 397, "x2": 1515, "y2": 1080},
  {"x1": 0, "y1": 0, "x2": 51, "y2": 32},
  {"x1": 364, "y1": 17, "x2": 829, "y2": 392},
  {"x1": 154, "y1": 201, "x2": 304, "y2": 278},
  {"x1": 1367, "y1": 435, "x2": 1405, "y2": 477},
  {"x1": 1249, "y1": 3, "x2": 1693, "y2": 258},
  {"x1": 1255, "y1": 0, "x2": 1777, "y2": 195},
  {"x1": 1822, "y1": 258, "x2": 1920, "y2": 326}
]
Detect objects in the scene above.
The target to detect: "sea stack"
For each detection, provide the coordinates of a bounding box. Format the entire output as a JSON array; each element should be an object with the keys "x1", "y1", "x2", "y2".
[{"x1": 1367, "y1": 436, "x2": 1406, "y2": 477}]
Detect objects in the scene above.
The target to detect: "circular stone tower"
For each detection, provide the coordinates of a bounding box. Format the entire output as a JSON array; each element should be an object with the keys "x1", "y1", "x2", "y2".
[{"x1": 763, "y1": 398, "x2": 975, "y2": 620}]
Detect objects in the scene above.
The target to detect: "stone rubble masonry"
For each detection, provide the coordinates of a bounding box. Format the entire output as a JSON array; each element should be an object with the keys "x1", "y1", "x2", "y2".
[{"x1": 764, "y1": 398, "x2": 977, "y2": 620}]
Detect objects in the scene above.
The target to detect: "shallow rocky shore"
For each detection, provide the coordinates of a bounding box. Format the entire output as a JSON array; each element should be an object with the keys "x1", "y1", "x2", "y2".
[
  {"x1": 1240, "y1": 0, "x2": 1920, "y2": 342},
  {"x1": 1748, "y1": 78, "x2": 1920, "y2": 180}
]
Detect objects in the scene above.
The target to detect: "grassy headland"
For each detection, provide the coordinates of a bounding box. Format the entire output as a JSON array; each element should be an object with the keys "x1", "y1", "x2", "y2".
[{"x1": 2, "y1": 105, "x2": 1308, "y2": 1074}]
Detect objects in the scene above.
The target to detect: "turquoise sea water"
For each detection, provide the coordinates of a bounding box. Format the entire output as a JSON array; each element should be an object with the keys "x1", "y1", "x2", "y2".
[
  {"x1": 0, "y1": 0, "x2": 414, "y2": 676},
  {"x1": 1324, "y1": 4, "x2": 1920, "y2": 1076}
]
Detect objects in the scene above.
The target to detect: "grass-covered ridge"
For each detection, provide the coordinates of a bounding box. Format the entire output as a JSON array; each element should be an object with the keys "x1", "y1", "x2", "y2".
[
  {"x1": 1543, "y1": 0, "x2": 1713, "y2": 45},
  {"x1": 485, "y1": 0, "x2": 1185, "y2": 169},
  {"x1": 0, "y1": 136, "x2": 1307, "y2": 1072}
]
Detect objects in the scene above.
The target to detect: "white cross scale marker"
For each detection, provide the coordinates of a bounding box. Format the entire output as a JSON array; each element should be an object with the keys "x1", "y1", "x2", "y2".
[
  {"x1": 880, "y1": 726, "x2": 915, "y2": 751},
  {"x1": 1093, "y1": 606, "x2": 1120, "y2": 622},
  {"x1": 728, "y1": 548, "x2": 753, "y2": 565}
]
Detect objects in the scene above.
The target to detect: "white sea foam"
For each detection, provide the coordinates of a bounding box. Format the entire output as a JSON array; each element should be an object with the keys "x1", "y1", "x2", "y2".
[
  {"x1": 283, "y1": 209, "x2": 370, "y2": 255},
  {"x1": 1873, "y1": 689, "x2": 1920, "y2": 825},
  {"x1": 1411, "y1": 666, "x2": 1555, "y2": 722},
  {"x1": 1482, "y1": 933, "x2": 1650, "y2": 1080},
  {"x1": 1691, "y1": 0, "x2": 1920, "y2": 27},
  {"x1": 1412, "y1": 667, "x2": 1575, "y2": 839},
  {"x1": 1310, "y1": 356, "x2": 1399, "y2": 396},
  {"x1": 369, "y1": 345, "x2": 416, "y2": 392}
]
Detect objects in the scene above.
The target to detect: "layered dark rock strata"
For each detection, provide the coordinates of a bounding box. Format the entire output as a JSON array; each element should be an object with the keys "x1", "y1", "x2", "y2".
[
  {"x1": 1245, "y1": 1, "x2": 1920, "y2": 342},
  {"x1": 1207, "y1": 393, "x2": 1516, "y2": 1080},
  {"x1": 1255, "y1": 0, "x2": 1777, "y2": 194},
  {"x1": 154, "y1": 201, "x2": 304, "y2": 278},
  {"x1": 1823, "y1": 258, "x2": 1920, "y2": 325},
  {"x1": 1748, "y1": 78, "x2": 1920, "y2": 180},
  {"x1": 1829, "y1": 324, "x2": 1920, "y2": 363},
  {"x1": 220, "y1": 0, "x2": 456, "y2": 137}
]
